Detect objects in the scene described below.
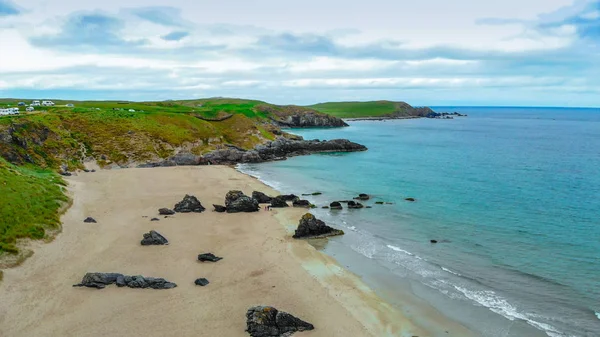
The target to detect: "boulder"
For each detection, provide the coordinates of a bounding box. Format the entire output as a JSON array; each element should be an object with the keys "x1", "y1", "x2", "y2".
[
  {"x1": 246, "y1": 306, "x2": 314, "y2": 337},
  {"x1": 347, "y1": 201, "x2": 364, "y2": 209},
  {"x1": 278, "y1": 194, "x2": 299, "y2": 201},
  {"x1": 159, "y1": 208, "x2": 175, "y2": 215},
  {"x1": 83, "y1": 217, "x2": 97, "y2": 223},
  {"x1": 174, "y1": 195, "x2": 205, "y2": 213},
  {"x1": 405, "y1": 198, "x2": 416, "y2": 202},
  {"x1": 140, "y1": 230, "x2": 168, "y2": 245},
  {"x1": 293, "y1": 213, "x2": 344, "y2": 239},
  {"x1": 195, "y1": 278, "x2": 210, "y2": 286},
  {"x1": 292, "y1": 199, "x2": 311, "y2": 208},
  {"x1": 150, "y1": 218, "x2": 160, "y2": 221},
  {"x1": 252, "y1": 191, "x2": 273, "y2": 203},
  {"x1": 329, "y1": 202, "x2": 343, "y2": 210},
  {"x1": 430, "y1": 240, "x2": 438, "y2": 244},
  {"x1": 270, "y1": 196, "x2": 289, "y2": 208},
  {"x1": 354, "y1": 193, "x2": 370, "y2": 200},
  {"x1": 225, "y1": 190, "x2": 246, "y2": 207},
  {"x1": 213, "y1": 204, "x2": 227, "y2": 213},
  {"x1": 198, "y1": 253, "x2": 223, "y2": 262},
  {"x1": 227, "y1": 196, "x2": 260, "y2": 213},
  {"x1": 73, "y1": 272, "x2": 176, "y2": 289}
]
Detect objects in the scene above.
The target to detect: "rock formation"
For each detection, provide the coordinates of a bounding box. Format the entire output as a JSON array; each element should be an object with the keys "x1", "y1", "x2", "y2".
[
  {"x1": 213, "y1": 204, "x2": 227, "y2": 213},
  {"x1": 225, "y1": 190, "x2": 260, "y2": 213},
  {"x1": 73, "y1": 272, "x2": 176, "y2": 289},
  {"x1": 354, "y1": 193, "x2": 370, "y2": 200},
  {"x1": 252, "y1": 191, "x2": 273, "y2": 203},
  {"x1": 292, "y1": 200, "x2": 311, "y2": 208},
  {"x1": 83, "y1": 217, "x2": 97, "y2": 223},
  {"x1": 158, "y1": 208, "x2": 175, "y2": 215},
  {"x1": 194, "y1": 278, "x2": 210, "y2": 286},
  {"x1": 329, "y1": 202, "x2": 343, "y2": 210},
  {"x1": 270, "y1": 196, "x2": 289, "y2": 208},
  {"x1": 279, "y1": 194, "x2": 299, "y2": 201},
  {"x1": 405, "y1": 197, "x2": 416, "y2": 202},
  {"x1": 246, "y1": 306, "x2": 314, "y2": 337},
  {"x1": 174, "y1": 195, "x2": 205, "y2": 213},
  {"x1": 347, "y1": 201, "x2": 364, "y2": 209},
  {"x1": 140, "y1": 230, "x2": 168, "y2": 245},
  {"x1": 198, "y1": 253, "x2": 223, "y2": 262},
  {"x1": 293, "y1": 213, "x2": 344, "y2": 239}
]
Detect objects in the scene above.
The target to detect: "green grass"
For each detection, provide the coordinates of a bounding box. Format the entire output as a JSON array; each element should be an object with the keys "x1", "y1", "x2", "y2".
[
  {"x1": 308, "y1": 100, "x2": 418, "y2": 118},
  {"x1": 0, "y1": 158, "x2": 69, "y2": 254}
]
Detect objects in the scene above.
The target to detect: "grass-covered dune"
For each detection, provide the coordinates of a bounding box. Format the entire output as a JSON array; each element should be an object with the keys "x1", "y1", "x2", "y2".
[{"x1": 308, "y1": 100, "x2": 434, "y2": 118}]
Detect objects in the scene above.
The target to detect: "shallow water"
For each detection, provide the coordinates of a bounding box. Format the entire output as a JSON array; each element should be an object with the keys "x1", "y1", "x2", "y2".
[{"x1": 239, "y1": 107, "x2": 600, "y2": 337}]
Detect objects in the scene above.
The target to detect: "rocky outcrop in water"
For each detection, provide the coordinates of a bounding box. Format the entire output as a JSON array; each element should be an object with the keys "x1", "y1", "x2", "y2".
[
  {"x1": 293, "y1": 213, "x2": 344, "y2": 239},
  {"x1": 140, "y1": 230, "x2": 168, "y2": 245},
  {"x1": 225, "y1": 190, "x2": 260, "y2": 213},
  {"x1": 246, "y1": 306, "x2": 315, "y2": 337},
  {"x1": 347, "y1": 201, "x2": 364, "y2": 209},
  {"x1": 257, "y1": 104, "x2": 348, "y2": 128},
  {"x1": 329, "y1": 202, "x2": 343, "y2": 210},
  {"x1": 405, "y1": 197, "x2": 416, "y2": 202},
  {"x1": 292, "y1": 200, "x2": 311, "y2": 208},
  {"x1": 174, "y1": 195, "x2": 205, "y2": 213},
  {"x1": 73, "y1": 272, "x2": 177, "y2": 289},
  {"x1": 354, "y1": 193, "x2": 370, "y2": 200},
  {"x1": 252, "y1": 191, "x2": 273, "y2": 203}
]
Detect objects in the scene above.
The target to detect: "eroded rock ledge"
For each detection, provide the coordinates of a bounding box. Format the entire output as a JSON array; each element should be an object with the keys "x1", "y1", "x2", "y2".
[{"x1": 139, "y1": 137, "x2": 367, "y2": 167}]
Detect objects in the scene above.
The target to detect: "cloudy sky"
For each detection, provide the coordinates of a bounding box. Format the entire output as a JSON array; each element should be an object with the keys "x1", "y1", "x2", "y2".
[{"x1": 0, "y1": 0, "x2": 598, "y2": 106}]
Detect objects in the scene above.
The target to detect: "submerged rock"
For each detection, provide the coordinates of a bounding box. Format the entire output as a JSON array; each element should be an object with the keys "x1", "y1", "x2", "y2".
[
  {"x1": 270, "y1": 196, "x2": 289, "y2": 208},
  {"x1": 198, "y1": 253, "x2": 223, "y2": 262},
  {"x1": 347, "y1": 201, "x2": 364, "y2": 209},
  {"x1": 375, "y1": 201, "x2": 384, "y2": 205},
  {"x1": 329, "y1": 202, "x2": 343, "y2": 210},
  {"x1": 174, "y1": 195, "x2": 205, "y2": 213},
  {"x1": 322, "y1": 206, "x2": 329, "y2": 209},
  {"x1": 246, "y1": 306, "x2": 314, "y2": 337},
  {"x1": 430, "y1": 240, "x2": 438, "y2": 244},
  {"x1": 73, "y1": 272, "x2": 176, "y2": 289},
  {"x1": 354, "y1": 193, "x2": 370, "y2": 200},
  {"x1": 405, "y1": 197, "x2": 416, "y2": 202},
  {"x1": 292, "y1": 199, "x2": 311, "y2": 208},
  {"x1": 213, "y1": 204, "x2": 227, "y2": 213},
  {"x1": 302, "y1": 192, "x2": 322, "y2": 196},
  {"x1": 252, "y1": 191, "x2": 273, "y2": 203},
  {"x1": 83, "y1": 217, "x2": 97, "y2": 223},
  {"x1": 194, "y1": 278, "x2": 210, "y2": 286},
  {"x1": 140, "y1": 230, "x2": 168, "y2": 245},
  {"x1": 293, "y1": 213, "x2": 344, "y2": 239},
  {"x1": 158, "y1": 208, "x2": 175, "y2": 215}
]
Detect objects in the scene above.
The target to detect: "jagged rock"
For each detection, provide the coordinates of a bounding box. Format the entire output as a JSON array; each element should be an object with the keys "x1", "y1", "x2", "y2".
[
  {"x1": 354, "y1": 193, "x2": 370, "y2": 200},
  {"x1": 174, "y1": 195, "x2": 205, "y2": 213},
  {"x1": 293, "y1": 213, "x2": 344, "y2": 239},
  {"x1": 405, "y1": 197, "x2": 416, "y2": 202},
  {"x1": 347, "y1": 201, "x2": 364, "y2": 209},
  {"x1": 73, "y1": 272, "x2": 176, "y2": 289},
  {"x1": 246, "y1": 306, "x2": 314, "y2": 337},
  {"x1": 151, "y1": 218, "x2": 160, "y2": 221},
  {"x1": 170, "y1": 152, "x2": 204, "y2": 166},
  {"x1": 225, "y1": 190, "x2": 246, "y2": 207},
  {"x1": 159, "y1": 208, "x2": 175, "y2": 215},
  {"x1": 213, "y1": 204, "x2": 227, "y2": 213},
  {"x1": 329, "y1": 202, "x2": 342, "y2": 210},
  {"x1": 270, "y1": 196, "x2": 289, "y2": 208},
  {"x1": 292, "y1": 199, "x2": 311, "y2": 208},
  {"x1": 83, "y1": 217, "x2": 97, "y2": 223},
  {"x1": 198, "y1": 253, "x2": 223, "y2": 262},
  {"x1": 140, "y1": 230, "x2": 168, "y2": 245},
  {"x1": 279, "y1": 194, "x2": 299, "y2": 201},
  {"x1": 195, "y1": 278, "x2": 210, "y2": 286},
  {"x1": 252, "y1": 191, "x2": 273, "y2": 203}
]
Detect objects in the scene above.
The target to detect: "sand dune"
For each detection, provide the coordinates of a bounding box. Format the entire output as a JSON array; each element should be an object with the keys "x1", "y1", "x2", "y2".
[{"x1": 0, "y1": 166, "x2": 430, "y2": 337}]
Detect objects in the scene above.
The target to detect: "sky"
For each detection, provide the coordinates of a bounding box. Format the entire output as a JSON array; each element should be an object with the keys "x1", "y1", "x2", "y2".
[{"x1": 0, "y1": 0, "x2": 599, "y2": 106}]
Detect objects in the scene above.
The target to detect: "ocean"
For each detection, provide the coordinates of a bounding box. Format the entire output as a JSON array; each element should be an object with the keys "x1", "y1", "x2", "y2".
[{"x1": 238, "y1": 107, "x2": 600, "y2": 337}]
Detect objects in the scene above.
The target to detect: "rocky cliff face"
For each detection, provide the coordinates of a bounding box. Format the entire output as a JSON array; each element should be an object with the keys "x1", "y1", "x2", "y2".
[{"x1": 258, "y1": 104, "x2": 348, "y2": 128}]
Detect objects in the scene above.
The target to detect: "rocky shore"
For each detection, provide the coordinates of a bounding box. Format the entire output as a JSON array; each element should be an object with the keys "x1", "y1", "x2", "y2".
[{"x1": 139, "y1": 137, "x2": 367, "y2": 167}]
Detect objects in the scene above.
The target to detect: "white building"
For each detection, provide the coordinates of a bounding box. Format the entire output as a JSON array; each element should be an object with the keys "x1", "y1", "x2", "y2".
[{"x1": 41, "y1": 100, "x2": 55, "y2": 106}]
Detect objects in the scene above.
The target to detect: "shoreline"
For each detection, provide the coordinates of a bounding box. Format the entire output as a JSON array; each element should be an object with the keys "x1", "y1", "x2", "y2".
[{"x1": 0, "y1": 165, "x2": 462, "y2": 337}]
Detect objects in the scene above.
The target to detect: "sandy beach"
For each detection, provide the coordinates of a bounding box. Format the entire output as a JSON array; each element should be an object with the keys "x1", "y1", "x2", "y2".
[{"x1": 0, "y1": 166, "x2": 466, "y2": 337}]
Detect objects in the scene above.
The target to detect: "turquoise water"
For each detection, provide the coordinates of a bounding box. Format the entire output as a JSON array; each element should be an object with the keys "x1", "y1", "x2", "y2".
[{"x1": 239, "y1": 107, "x2": 600, "y2": 337}]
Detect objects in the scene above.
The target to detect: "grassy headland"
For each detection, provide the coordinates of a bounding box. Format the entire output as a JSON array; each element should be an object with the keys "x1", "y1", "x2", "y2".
[{"x1": 308, "y1": 100, "x2": 433, "y2": 118}]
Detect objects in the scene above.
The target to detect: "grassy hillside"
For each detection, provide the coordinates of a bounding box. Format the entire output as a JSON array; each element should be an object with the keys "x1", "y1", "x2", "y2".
[
  {"x1": 0, "y1": 158, "x2": 68, "y2": 254},
  {"x1": 308, "y1": 100, "x2": 430, "y2": 118}
]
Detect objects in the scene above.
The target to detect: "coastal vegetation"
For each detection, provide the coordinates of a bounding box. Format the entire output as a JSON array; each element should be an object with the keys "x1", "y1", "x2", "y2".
[{"x1": 308, "y1": 100, "x2": 434, "y2": 118}]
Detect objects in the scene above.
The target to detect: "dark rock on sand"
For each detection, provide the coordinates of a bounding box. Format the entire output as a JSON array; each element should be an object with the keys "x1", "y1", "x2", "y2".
[
  {"x1": 159, "y1": 208, "x2": 175, "y2": 215},
  {"x1": 252, "y1": 191, "x2": 273, "y2": 203},
  {"x1": 347, "y1": 201, "x2": 364, "y2": 209},
  {"x1": 293, "y1": 213, "x2": 344, "y2": 239},
  {"x1": 83, "y1": 217, "x2": 97, "y2": 223},
  {"x1": 195, "y1": 278, "x2": 210, "y2": 286},
  {"x1": 198, "y1": 253, "x2": 223, "y2": 262},
  {"x1": 354, "y1": 193, "x2": 370, "y2": 200},
  {"x1": 140, "y1": 230, "x2": 168, "y2": 245},
  {"x1": 150, "y1": 218, "x2": 160, "y2": 221},
  {"x1": 246, "y1": 306, "x2": 314, "y2": 337},
  {"x1": 279, "y1": 194, "x2": 299, "y2": 201},
  {"x1": 73, "y1": 272, "x2": 176, "y2": 289},
  {"x1": 225, "y1": 191, "x2": 260, "y2": 213},
  {"x1": 174, "y1": 195, "x2": 205, "y2": 213},
  {"x1": 270, "y1": 196, "x2": 289, "y2": 208},
  {"x1": 225, "y1": 190, "x2": 246, "y2": 207},
  {"x1": 405, "y1": 197, "x2": 416, "y2": 202},
  {"x1": 329, "y1": 202, "x2": 343, "y2": 210},
  {"x1": 213, "y1": 204, "x2": 227, "y2": 213},
  {"x1": 292, "y1": 199, "x2": 311, "y2": 208}
]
